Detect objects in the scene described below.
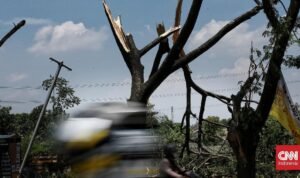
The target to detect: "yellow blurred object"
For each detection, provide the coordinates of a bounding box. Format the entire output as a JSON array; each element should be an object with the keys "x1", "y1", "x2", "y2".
[
  {"x1": 72, "y1": 154, "x2": 120, "y2": 174},
  {"x1": 269, "y1": 72, "x2": 300, "y2": 144}
]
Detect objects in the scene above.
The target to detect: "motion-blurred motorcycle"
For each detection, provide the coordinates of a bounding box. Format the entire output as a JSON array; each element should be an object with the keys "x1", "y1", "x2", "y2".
[{"x1": 55, "y1": 102, "x2": 160, "y2": 178}]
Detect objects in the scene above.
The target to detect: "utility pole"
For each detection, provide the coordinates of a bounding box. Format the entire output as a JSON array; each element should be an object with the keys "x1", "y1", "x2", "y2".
[
  {"x1": 19, "y1": 58, "x2": 72, "y2": 176},
  {"x1": 171, "y1": 106, "x2": 174, "y2": 121}
]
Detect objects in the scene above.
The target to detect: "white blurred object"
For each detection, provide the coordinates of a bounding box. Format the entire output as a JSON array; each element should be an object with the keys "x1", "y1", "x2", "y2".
[{"x1": 56, "y1": 117, "x2": 112, "y2": 142}]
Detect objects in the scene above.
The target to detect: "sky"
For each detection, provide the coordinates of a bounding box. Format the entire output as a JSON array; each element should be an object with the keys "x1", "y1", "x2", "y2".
[{"x1": 0, "y1": 0, "x2": 299, "y2": 122}]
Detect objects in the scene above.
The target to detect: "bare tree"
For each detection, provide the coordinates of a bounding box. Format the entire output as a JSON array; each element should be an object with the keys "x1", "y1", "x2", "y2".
[
  {"x1": 102, "y1": 0, "x2": 299, "y2": 177},
  {"x1": 102, "y1": 0, "x2": 262, "y2": 104}
]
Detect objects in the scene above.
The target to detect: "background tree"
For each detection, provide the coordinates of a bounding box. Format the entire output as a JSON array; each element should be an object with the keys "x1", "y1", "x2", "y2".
[
  {"x1": 0, "y1": 106, "x2": 14, "y2": 134},
  {"x1": 42, "y1": 75, "x2": 80, "y2": 114},
  {"x1": 226, "y1": 1, "x2": 299, "y2": 177},
  {"x1": 0, "y1": 76, "x2": 80, "y2": 158}
]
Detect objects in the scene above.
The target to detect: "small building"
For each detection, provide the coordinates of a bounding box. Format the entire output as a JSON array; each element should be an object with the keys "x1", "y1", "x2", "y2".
[{"x1": 0, "y1": 134, "x2": 21, "y2": 178}]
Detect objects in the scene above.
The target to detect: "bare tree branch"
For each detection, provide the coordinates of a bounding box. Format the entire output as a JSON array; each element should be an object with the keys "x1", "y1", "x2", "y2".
[
  {"x1": 180, "y1": 111, "x2": 186, "y2": 131},
  {"x1": 235, "y1": 74, "x2": 257, "y2": 105},
  {"x1": 262, "y1": 0, "x2": 279, "y2": 29},
  {"x1": 143, "y1": 5, "x2": 262, "y2": 102},
  {"x1": 140, "y1": 26, "x2": 180, "y2": 57},
  {"x1": 103, "y1": 1, "x2": 130, "y2": 53},
  {"x1": 253, "y1": 0, "x2": 262, "y2": 6},
  {"x1": 182, "y1": 66, "x2": 192, "y2": 155},
  {"x1": 256, "y1": 0, "x2": 300, "y2": 126},
  {"x1": 167, "y1": 0, "x2": 203, "y2": 62},
  {"x1": 171, "y1": 5, "x2": 262, "y2": 71},
  {"x1": 149, "y1": 24, "x2": 171, "y2": 78},
  {"x1": 0, "y1": 20, "x2": 26, "y2": 47},
  {"x1": 173, "y1": 0, "x2": 183, "y2": 42},
  {"x1": 102, "y1": 0, "x2": 133, "y2": 73},
  {"x1": 278, "y1": 0, "x2": 299, "y2": 40},
  {"x1": 198, "y1": 95, "x2": 206, "y2": 150},
  {"x1": 190, "y1": 80, "x2": 231, "y2": 104}
]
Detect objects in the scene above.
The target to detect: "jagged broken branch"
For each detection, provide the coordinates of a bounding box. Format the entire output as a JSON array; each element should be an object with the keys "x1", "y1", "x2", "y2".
[{"x1": 0, "y1": 20, "x2": 26, "y2": 47}]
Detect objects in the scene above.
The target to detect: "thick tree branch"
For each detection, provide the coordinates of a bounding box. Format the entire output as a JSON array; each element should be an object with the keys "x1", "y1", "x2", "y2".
[
  {"x1": 182, "y1": 66, "x2": 192, "y2": 155},
  {"x1": 143, "y1": 5, "x2": 262, "y2": 102},
  {"x1": 171, "y1": 5, "x2": 262, "y2": 71},
  {"x1": 198, "y1": 95, "x2": 206, "y2": 150},
  {"x1": 0, "y1": 20, "x2": 26, "y2": 47},
  {"x1": 166, "y1": 0, "x2": 203, "y2": 63},
  {"x1": 253, "y1": 0, "x2": 262, "y2": 6},
  {"x1": 173, "y1": 0, "x2": 183, "y2": 42},
  {"x1": 230, "y1": 74, "x2": 257, "y2": 123},
  {"x1": 180, "y1": 112, "x2": 186, "y2": 131},
  {"x1": 149, "y1": 24, "x2": 171, "y2": 78},
  {"x1": 139, "y1": 26, "x2": 180, "y2": 57},
  {"x1": 235, "y1": 74, "x2": 257, "y2": 105},
  {"x1": 256, "y1": 0, "x2": 300, "y2": 126},
  {"x1": 190, "y1": 81, "x2": 231, "y2": 105},
  {"x1": 102, "y1": 1, "x2": 132, "y2": 72},
  {"x1": 103, "y1": 1, "x2": 130, "y2": 53},
  {"x1": 262, "y1": 0, "x2": 279, "y2": 29}
]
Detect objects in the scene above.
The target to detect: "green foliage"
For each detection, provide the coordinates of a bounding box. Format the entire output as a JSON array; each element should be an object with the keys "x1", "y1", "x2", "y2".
[
  {"x1": 157, "y1": 116, "x2": 184, "y2": 147},
  {"x1": 157, "y1": 114, "x2": 300, "y2": 177},
  {"x1": 0, "y1": 106, "x2": 13, "y2": 134},
  {"x1": 260, "y1": 17, "x2": 300, "y2": 69},
  {"x1": 1, "y1": 77, "x2": 80, "y2": 159},
  {"x1": 256, "y1": 118, "x2": 298, "y2": 177},
  {"x1": 42, "y1": 75, "x2": 80, "y2": 113},
  {"x1": 157, "y1": 115, "x2": 234, "y2": 176},
  {"x1": 202, "y1": 116, "x2": 226, "y2": 146},
  {"x1": 284, "y1": 55, "x2": 300, "y2": 69}
]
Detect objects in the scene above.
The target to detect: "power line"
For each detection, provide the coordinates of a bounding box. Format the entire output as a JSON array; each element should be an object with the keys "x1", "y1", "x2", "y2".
[
  {"x1": 0, "y1": 72, "x2": 248, "y2": 90},
  {"x1": 2, "y1": 92, "x2": 300, "y2": 105},
  {"x1": 0, "y1": 74, "x2": 299, "y2": 91}
]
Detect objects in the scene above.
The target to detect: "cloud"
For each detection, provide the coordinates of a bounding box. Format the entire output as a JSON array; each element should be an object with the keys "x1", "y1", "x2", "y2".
[
  {"x1": 28, "y1": 21, "x2": 108, "y2": 54},
  {"x1": 189, "y1": 20, "x2": 265, "y2": 58},
  {"x1": 219, "y1": 57, "x2": 250, "y2": 75},
  {"x1": 6, "y1": 73, "x2": 28, "y2": 82},
  {"x1": 0, "y1": 17, "x2": 52, "y2": 26}
]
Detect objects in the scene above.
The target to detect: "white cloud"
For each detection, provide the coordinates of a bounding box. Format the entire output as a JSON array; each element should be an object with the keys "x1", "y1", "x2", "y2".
[
  {"x1": 6, "y1": 73, "x2": 28, "y2": 82},
  {"x1": 189, "y1": 20, "x2": 265, "y2": 57},
  {"x1": 28, "y1": 21, "x2": 108, "y2": 54},
  {"x1": 219, "y1": 57, "x2": 250, "y2": 75}
]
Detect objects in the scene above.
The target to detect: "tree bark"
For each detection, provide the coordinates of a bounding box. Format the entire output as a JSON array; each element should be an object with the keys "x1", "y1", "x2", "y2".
[
  {"x1": 228, "y1": 127, "x2": 259, "y2": 178},
  {"x1": 228, "y1": 1, "x2": 300, "y2": 177},
  {"x1": 0, "y1": 20, "x2": 26, "y2": 47}
]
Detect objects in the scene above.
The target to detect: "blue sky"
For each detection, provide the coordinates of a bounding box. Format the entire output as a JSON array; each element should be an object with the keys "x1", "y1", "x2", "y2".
[{"x1": 0, "y1": 0, "x2": 299, "y2": 122}]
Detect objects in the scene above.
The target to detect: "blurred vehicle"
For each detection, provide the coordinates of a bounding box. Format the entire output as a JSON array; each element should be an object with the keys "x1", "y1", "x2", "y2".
[{"x1": 55, "y1": 102, "x2": 160, "y2": 178}]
